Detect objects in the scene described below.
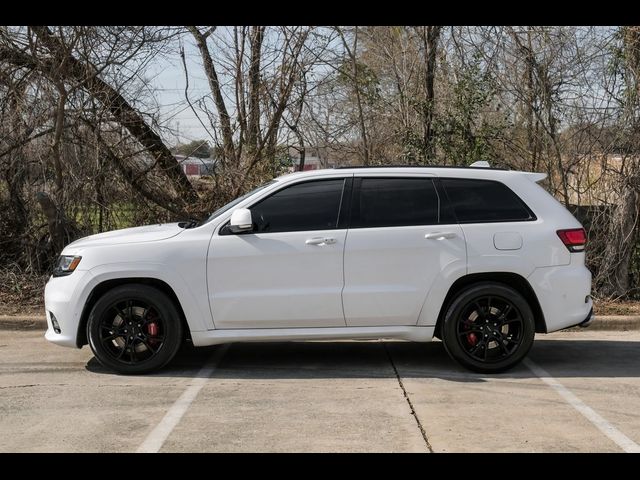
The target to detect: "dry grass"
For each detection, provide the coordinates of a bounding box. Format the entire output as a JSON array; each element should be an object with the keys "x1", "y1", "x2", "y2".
[
  {"x1": 594, "y1": 299, "x2": 640, "y2": 316},
  {"x1": 0, "y1": 267, "x2": 47, "y2": 316}
]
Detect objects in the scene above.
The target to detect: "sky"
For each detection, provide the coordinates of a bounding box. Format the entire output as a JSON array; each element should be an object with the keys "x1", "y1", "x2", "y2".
[
  {"x1": 146, "y1": 41, "x2": 213, "y2": 146},
  {"x1": 139, "y1": 27, "x2": 338, "y2": 148}
]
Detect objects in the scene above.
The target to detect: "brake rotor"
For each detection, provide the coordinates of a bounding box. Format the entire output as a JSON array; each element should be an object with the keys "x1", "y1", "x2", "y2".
[{"x1": 112, "y1": 306, "x2": 149, "y2": 353}]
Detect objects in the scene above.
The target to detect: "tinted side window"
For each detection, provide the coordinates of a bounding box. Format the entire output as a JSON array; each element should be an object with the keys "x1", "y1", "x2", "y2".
[
  {"x1": 441, "y1": 178, "x2": 534, "y2": 223},
  {"x1": 250, "y1": 179, "x2": 345, "y2": 233},
  {"x1": 352, "y1": 177, "x2": 439, "y2": 228}
]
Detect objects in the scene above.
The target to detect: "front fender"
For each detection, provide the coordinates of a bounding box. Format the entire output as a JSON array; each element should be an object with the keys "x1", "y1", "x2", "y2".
[{"x1": 82, "y1": 263, "x2": 214, "y2": 333}]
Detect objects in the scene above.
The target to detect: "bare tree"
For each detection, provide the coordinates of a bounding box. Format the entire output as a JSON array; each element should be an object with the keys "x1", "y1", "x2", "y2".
[
  {"x1": 417, "y1": 26, "x2": 442, "y2": 162},
  {"x1": 335, "y1": 26, "x2": 371, "y2": 165},
  {"x1": 184, "y1": 26, "x2": 312, "y2": 194},
  {"x1": 596, "y1": 26, "x2": 640, "y2": 297}
]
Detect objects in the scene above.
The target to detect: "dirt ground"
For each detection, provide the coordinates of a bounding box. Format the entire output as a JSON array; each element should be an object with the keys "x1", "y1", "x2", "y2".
[
  {"x1": 593, "y1": 300, "x2": 640, "y2": 316},
  {"x1": 0, "y1": 270, "x2": 47, "y2": 316}
]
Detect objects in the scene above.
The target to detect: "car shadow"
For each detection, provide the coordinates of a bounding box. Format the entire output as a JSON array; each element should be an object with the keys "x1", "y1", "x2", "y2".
[{"x1": 85, "y1": 338, "x2": 640, "y2": 382}]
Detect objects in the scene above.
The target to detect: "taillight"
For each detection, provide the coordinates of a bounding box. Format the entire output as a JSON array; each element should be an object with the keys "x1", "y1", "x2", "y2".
[{"x1": 557, "y1": 228, "x2": 587, "y2": 252}]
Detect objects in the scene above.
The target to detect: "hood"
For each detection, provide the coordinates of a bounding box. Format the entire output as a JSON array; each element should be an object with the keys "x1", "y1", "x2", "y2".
[{"x1": 64, "y1": 223, "x2": 185, "y2": 250}]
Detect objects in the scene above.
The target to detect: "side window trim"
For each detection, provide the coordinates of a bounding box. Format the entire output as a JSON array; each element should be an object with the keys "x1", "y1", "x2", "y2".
[
  {"x1": 337, "y1": 177, "x2": 353, "y2": 230},
  {"x1": 433, "y1": 178, "x2": 457, "y2": 225},
  {"x1": 350, "y1": 177, "x2": 362, "y2": 228}
]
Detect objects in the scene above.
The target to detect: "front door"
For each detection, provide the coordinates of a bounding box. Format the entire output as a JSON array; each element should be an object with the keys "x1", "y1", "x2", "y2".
[
  {"x1": 342, "y1": 176, "x2": 466, "y2": 326},
  {"x1": 208, "y1": 177, "x2": 350, "y2": 329}
]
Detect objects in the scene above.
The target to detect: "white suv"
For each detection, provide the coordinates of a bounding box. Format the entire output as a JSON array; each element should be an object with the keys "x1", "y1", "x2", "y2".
[{"x1": 44, "y1": 166, "x2": 593, "y2": 374}]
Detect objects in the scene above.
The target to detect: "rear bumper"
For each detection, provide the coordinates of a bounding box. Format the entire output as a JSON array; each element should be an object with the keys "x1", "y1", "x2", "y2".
[
  {"x1": 528, "y1": 261, "x2": 593, "y2": 333},
  {"x1": 577, "y1": 308, "x2": 595, "y2": 328}
]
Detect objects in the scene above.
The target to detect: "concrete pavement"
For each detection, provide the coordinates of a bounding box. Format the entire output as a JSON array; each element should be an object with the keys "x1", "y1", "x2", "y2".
[{"x1": 0, "y1": 329, "x2": 639, "y2": 452}]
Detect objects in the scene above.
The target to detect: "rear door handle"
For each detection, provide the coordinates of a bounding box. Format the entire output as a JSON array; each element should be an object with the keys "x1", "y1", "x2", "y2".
[
  {"x1": 425, "y1": 232, "x2": 457, "y2": 240},
  {"x1": 306, "y1": 237, "x2": 336, "y2": 245}
]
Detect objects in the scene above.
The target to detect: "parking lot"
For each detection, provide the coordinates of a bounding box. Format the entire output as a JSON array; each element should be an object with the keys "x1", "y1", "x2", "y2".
[{"x1": 0, "y1": 328, "x2": 639, "y2": 452}]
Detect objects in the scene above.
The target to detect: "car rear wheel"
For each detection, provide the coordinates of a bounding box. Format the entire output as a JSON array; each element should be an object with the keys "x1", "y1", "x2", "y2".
[
  {"x1": 441, "y1": 282, "x2": 535, "y2": 373},
  {"x1": 87, "y1": 284, "x2": 183, "y2": 374}
]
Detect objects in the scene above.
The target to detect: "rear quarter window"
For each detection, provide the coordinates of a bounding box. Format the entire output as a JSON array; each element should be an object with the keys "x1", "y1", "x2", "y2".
[{"x1": 440, "y1": 178, "x2": 535, "y2": 223}]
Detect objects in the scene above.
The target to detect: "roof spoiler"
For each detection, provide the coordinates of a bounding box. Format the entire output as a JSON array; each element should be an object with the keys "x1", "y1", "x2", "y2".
[
  {"x1": 524, "y1": 172, "x2": 547, "y2": 183},
  {"x1": 470, "y1": 161, "x2": 547, "y2": 183},
  {"x1": 470, "y1": 161, "x2": 491, "y2": 168}
]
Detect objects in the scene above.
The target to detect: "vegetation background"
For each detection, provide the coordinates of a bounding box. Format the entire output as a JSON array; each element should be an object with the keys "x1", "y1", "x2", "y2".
[{"x1": 1, "y1": 26, "x2": 639, "y2": 314}]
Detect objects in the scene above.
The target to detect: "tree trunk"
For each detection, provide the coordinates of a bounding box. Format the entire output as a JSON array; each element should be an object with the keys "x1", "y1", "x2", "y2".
[
  {"x1": 298, "y1": 145, "x2": 306, "y2": 171},
  {"x1": 337, "y1": 26, "x2": 370, "y2": 166},
  {"x1": 247, "y1": 26, "x2": 264, "y2": 153},
  {"x1": 525, "y1": 28, "x2": 539, "y2": 173},
  {"x1": 36, "y1": 191, "x2": 81, "y2": 255},
  {"x1": 27, "y1": 26, "x2": 200, "y2": 208},
  {"x1": 51, "y1": 87, "x2": 66, "y2": 204},
  {"x1": 85, "y1": 121, "x2": 195, "y2": 217},
  {"x1": 420, "y1": 26, "x2": 442, "y2": 163},
  {"x1": 187, "y1": 26, "x2": 237, "y2": 166},
  {"x1": 348, "y1": 28, "x2": 369, "y2": 165},
  {"x1": 597, "y1": 179, "x2": 639, "y2": 297}
]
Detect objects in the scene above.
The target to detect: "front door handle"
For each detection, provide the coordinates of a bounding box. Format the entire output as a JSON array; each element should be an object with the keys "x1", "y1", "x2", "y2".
[
  {"x1": 425, "y1": 231, "x2": 457, "y2": 240},
  {"x1": 306, "y1": 237, "x2": 336, "y2": 245}
]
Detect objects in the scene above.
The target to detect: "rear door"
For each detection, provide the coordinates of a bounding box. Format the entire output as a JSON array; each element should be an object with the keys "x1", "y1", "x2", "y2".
[{"x1": 342, "y1": 175, "x2": 466, "y2": 326}]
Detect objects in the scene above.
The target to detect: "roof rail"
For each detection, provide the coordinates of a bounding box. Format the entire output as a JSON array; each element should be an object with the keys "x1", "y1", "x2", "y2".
[{"x1": 333, "y1": 164, "x2": 507, "y2": 171}]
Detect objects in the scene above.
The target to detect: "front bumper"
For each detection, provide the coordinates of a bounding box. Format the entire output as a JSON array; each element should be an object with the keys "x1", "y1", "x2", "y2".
[{"x1": 44, "y1": 269, "x2": 92, "y2": 348}]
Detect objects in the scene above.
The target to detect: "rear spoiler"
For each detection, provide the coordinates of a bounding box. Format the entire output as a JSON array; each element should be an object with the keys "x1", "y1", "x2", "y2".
[
  {"x1": 523, "y1": 172, "x2": 547, "y2": 183},
  {"x1": 470, "y1": 162, "x2": 548, "y2": 183}
]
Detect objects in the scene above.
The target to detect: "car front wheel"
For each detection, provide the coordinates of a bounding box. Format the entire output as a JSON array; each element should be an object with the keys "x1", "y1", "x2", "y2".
[
  {"x1": 87, "y1": 284, "x2": 183, "y2": 374},
  {"x1": 441, "y1": 282, "x2": 535, "y2": 373}
]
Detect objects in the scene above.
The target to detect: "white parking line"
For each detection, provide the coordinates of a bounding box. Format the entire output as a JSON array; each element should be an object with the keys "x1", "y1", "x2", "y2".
[
  {"x1": 136, "y1": 344, "x2": 230, "y2": 453},
  {"x1": 524, "y1": 358, "x2": 640, "y2": 453}
]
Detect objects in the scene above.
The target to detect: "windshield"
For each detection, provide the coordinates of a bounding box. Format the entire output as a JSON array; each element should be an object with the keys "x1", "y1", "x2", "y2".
[{"x1": 200, "y1": 180, "x2": 276, "y2": 225}]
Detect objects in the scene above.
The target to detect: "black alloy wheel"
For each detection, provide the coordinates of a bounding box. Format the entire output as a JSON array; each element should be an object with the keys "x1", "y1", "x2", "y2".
[
  {"x1": 98, "y1": 299, "x2": 166, "y2": 364},
  {"x1": 441, "y1": 282, "x2": 535, "y2": 373},
  {"x1": 87, "y1": 284, "x2": 183, "y2": 374}
]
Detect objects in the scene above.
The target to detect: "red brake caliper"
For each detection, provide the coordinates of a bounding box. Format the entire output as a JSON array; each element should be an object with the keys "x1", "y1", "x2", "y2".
[
  {"x1": 147, "y1": 322, "x2": 158, "y2": 337},
  {"x1": 464, "y1": 320, "x2": 478, "y2": 346},
  {"x1": 146, "y1": 311, "x2": 159, "y2": 344}
]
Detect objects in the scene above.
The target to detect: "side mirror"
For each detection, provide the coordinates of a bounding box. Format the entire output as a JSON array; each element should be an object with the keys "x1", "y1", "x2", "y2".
[{"x1": 229, "y1": 208, "x2": 253, "y2": 233}]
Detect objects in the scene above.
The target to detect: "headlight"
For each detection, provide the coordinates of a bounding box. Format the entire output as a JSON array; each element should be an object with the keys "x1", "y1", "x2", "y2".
[{"x1": 52, "y1": 255, "x2": 82, "y2": 277}]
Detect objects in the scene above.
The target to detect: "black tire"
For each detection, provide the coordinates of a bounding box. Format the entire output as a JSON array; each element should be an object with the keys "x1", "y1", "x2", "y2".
[
  {"x1": 87, "y1": 284, "x2": 183, "y2": 374},
  {"x1": 441, "y1": 282, "x2": 535, "y2": 373}
]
